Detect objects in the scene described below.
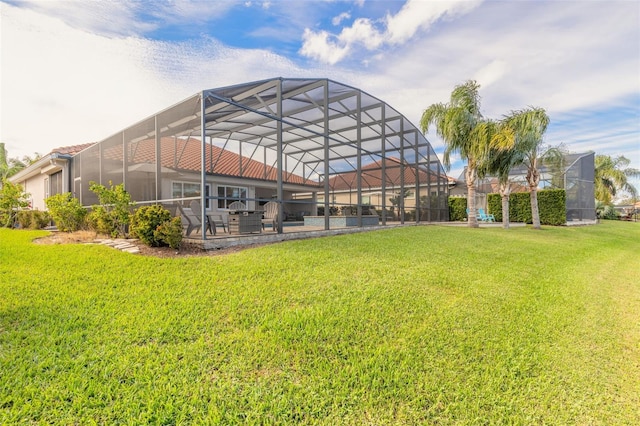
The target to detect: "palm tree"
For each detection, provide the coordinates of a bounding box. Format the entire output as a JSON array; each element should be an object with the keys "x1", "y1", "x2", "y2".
[
  {"x1": 420, "y1": 80, "x2": 491, "y2": 228},
  {"x1": 594, "y1": 154, "x2": 639, "y2": 204},
  {"x1": 494, "y1": 107, "x2": 550, "y2": 230},
  {"x1": 0, "y1": 143, "x2": 27, "y2": 183},
  {"x1": 540, "y1": 144, "x2": 570, "y2": 189},
  {"x1": 484, "y1": 141, "x2": 519, "y2": 229}
]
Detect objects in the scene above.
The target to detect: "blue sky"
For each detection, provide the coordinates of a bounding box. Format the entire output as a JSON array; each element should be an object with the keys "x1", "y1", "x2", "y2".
[{"x1": 2, "y1": 0, "x2": 639, "y2": 194}]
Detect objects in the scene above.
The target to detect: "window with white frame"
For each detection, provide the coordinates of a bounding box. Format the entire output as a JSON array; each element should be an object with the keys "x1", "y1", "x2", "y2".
[
  {"x1": 217, "y1": 185, "x2": 248, "y2": 209},
  {"x1": 172, "y1": 181, "x2": 210, "y2": 208}
]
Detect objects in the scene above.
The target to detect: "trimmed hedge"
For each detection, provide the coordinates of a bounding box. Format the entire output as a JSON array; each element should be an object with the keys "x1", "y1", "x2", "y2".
[
  {"x1": 538, "y1": 189, "x2": 566, "y2": 225},
  {"x1": 487, "y1": 189, "x2": 566, "y2": 225},
  {"x1": 448, "y1": 197, "x2": 468, "y2": 221}
]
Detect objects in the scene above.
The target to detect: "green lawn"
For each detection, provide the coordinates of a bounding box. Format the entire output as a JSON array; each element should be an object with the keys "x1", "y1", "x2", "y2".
[{"x1": 1, "y1": 222, "x2": 639, "y2": 424}]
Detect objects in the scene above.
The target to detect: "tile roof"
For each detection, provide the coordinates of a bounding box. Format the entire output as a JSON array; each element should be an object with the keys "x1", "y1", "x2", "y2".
[
  {"x1": 106, "y1": 137, "x2": 312, "y2": 186},
  {"x1": 328, "y1": 157, "x2": 446, "y2": 191},
  {"x1": 51, "y1": 143, "x2": 96, "y2": 156}
]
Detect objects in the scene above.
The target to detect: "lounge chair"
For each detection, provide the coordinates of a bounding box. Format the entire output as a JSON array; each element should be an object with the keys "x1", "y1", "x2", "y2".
[
  {"x1": 261, "y1": 201, "x2": 279, "y2": 232},
  {"x1": 466, "y1": 208, "x2": 480, "y2": 221},
  {"x1": 478, "y1": 208, "x2": 496, "y2": 222}
]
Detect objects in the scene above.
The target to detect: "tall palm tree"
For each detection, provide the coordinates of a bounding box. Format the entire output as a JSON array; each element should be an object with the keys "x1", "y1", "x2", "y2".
[
  {"x1": 420, "y1": 80, "x2": 490, "y2": 228},
  {"x1": 494, "y1": 107, "x2": 550, "y2": 230},
  {"x1": 594, "y1": 154, "x2": 639, "y2": 204}
]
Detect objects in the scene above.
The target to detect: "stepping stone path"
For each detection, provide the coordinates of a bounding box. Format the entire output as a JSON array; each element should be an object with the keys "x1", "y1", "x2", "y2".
[{"x1": 95, "y1": 238, "x2": 141, "y2": 254}]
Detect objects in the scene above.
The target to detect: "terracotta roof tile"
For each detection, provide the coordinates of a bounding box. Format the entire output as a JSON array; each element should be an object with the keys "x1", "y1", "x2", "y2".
[
  {"x1": 328, "y1": 157, "x2": 445, "y2": 191},
  {"x1": 51, "y1": 143, "x2": 96, "y2": 156},
  {"x1": 111, "y1": 137, "x2": 311, "y2": 185}
]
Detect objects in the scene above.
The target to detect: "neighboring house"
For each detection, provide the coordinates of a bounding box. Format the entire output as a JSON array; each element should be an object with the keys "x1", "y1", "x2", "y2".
[{"x1": 323, "y1": 157, "x2": 449, "y2": 221}]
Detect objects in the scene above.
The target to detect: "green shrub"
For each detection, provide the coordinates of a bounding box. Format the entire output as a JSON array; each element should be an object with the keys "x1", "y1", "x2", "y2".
[
  {"x1": 130, "y1": 205, "x2": 177, "y2": 247},
  {"x1": 487, "y1": 194, "x2": 502, "y2": 221},
  {"x1": 88, "y1": 181, "x2": 133, "y2": 238},
  {"x1": 154, "y1": 217, "x2": 183, "y2": 249},
  {"x1": 601, "y1": 205, "x2": 619, "y2": 220},
  {"x1": 16, "y1": 210, "x2": 33, "y2": 229},
  {"x1": 0, "y1": 179, "x2": 30, "y2": 228},
  {"x1": 538, "y1": 189, "x2": 566, "y2": 225},
  {"x1": 488, "y1": 189, "x2": 566, "y2": 225},
  {"x1": 448, "y1": 197, "x2": 467, "y2": 221},
  {"x1": 16, "y1": 210, "x2": 51, "y2": 229},
  {"x1": 45, "y1": 193, "x2": 87, "y2": 232}
]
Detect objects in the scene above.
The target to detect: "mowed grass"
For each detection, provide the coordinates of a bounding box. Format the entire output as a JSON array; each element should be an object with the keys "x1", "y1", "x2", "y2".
[{"x1": 1, "y1": 222, "x2": 639, "y2": 424}]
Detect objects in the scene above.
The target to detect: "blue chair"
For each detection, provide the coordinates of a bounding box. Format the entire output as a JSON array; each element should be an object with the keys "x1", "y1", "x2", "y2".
[
  {"x1": 466, "y1": 208, "x2": 481, "y2": 222},
  {"x1": 478, "y1": 208, "x2": 496, "y2": 222}
]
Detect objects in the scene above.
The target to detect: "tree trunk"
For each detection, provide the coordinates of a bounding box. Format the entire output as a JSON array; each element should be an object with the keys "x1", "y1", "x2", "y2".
[
  {"x1": 466, "y1": 166, "x2": 479, "y2": 228},
  {"x1": 499, "y1": 182, "x2": 511, "y2": 229},
  {"x1": 527, "y1": 161, "x2": 541, "y2": 229},
  {"x1": 530, "y1": 187, "x2": 541, "y2": 229}
]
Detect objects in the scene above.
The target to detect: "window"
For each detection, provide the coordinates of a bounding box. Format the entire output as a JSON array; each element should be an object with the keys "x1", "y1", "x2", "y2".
[
  {"x1": 217, "y1": 185, "x2": 248, "y2": 209},
  {"x1": 172, "y1": 181, "x2": 210, "y2": 208},
  {"x1": 50, "y1": 171, "x2": 63, "y2": 197}
]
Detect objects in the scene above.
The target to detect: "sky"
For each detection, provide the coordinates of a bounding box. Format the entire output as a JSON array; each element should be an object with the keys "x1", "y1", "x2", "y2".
[{"x1": 1, "y1": 0, "x2": 639, "y2": 193}]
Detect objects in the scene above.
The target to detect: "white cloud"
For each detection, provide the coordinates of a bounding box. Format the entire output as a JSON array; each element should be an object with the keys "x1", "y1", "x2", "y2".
[
  {"x1": 299, "y1": 28, "x2": 351, "y2": 64},
  {"x1": 332, "y1": 11, "x2": 351, "y2": 26},
  {"x1": 473, "y1": 59, "x2": 508, "y2": 89},
  {"x1": 385, "y1": 0, "x2": 482, "y2": 44},
  {"x1": 340, "y1": 18, "x2": 386, "y2": 50},
  {"x1": 300, "y1": 0, "x2": 483, "y2": 64},
  {"x1": 5, "y1": 0, "x2": 155, "y2": 37}
]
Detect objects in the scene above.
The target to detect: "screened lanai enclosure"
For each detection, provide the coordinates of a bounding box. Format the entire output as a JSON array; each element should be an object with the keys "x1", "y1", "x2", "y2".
[{"x1": 72, "y1": 78, "x2": 449, "y2": 238}]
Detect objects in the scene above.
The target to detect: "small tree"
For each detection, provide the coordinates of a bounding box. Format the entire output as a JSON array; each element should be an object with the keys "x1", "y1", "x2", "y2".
[
  {"x1": 389, "y1": 190, "x2": 412, "y2": 221},
  {"x1": 88, "y1": 181, "x2": 133, "y2": 238},
  {"x1": 0, "y1": 178, "x2": 30, "y2": 228}
]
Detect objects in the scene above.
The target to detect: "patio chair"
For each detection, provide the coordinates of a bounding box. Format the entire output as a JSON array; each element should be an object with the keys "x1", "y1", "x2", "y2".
[
  {"x1": 190, "y1": 200, "x2": 226, "y2": 235},
  {"x1": 261, "y1": 201, "x2": 279, "y2": 232},
  {"x1": 177, "y1": 203, "x2": 202, "y2": 236},
  {"x1": 478, "y1": 208, "x2": 496, "y2": 222},
  {"x1": 228, "y1": 201, "x2": 246, "y2": 211}
]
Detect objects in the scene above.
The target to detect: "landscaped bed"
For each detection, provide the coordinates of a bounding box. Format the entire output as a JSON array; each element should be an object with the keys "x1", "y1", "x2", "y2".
[{"x1": 1, "y1": 222, "x2": 638, "y2": 424}]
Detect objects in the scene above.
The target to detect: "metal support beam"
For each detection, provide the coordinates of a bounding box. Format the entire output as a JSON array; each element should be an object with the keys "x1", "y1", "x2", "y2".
[
  {"x1": 381, "y1": 105, "x2": 387, "y2": 225},
  {"x1": 155, "y1": 116, "x2": 161, "y2": 202},
  {"x1": 414, "y1": 130, "x2": 420, "y2": 223},
  {"x1": 276, "y1": 80, "x2": 284, "y2": 234},
  {"x1": 323, "y1": 80, "x2": 330, "y2": 231},
  {"x1": 200, "y1": 92, "x2": 208, "y2": 239},
  {"x1": 399, "y1": 119, "x2": 405, "y2": 224},
  {"x1": 356, "y1": 91, "x2": 363, "y2": 227}
]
